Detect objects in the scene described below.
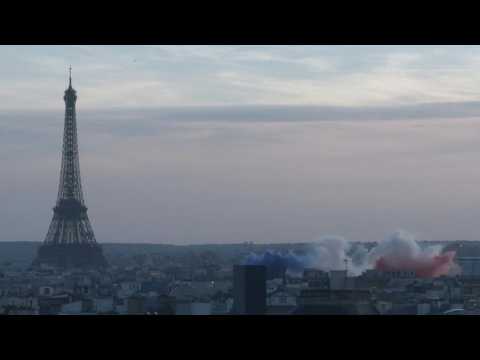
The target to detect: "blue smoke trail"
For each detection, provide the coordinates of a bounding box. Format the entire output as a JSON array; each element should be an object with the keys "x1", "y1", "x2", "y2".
[{"x1": 243, "y1": 250, "x2": 306, "y2": 279}]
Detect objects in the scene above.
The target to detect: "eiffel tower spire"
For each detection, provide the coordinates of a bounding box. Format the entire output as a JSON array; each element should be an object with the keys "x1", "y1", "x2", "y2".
[{"x1": 33, "y1": 71, "x2": 107, "y2": 269}]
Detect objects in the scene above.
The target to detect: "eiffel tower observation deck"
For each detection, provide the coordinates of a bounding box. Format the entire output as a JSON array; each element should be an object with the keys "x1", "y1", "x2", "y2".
[{"x1": 33, "y1": 68, "x2": 107, "y2": 270}]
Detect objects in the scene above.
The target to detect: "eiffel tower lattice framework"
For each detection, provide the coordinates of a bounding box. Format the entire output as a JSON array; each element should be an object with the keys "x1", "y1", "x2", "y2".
[{"x1": 33, "y1": 68, "x2": 107, "y2": 270}]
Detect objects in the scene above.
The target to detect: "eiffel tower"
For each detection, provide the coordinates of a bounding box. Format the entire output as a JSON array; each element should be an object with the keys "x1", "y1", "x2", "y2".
[{"x1": 33, "y1": 68, "x2": 107, "y2": 269}]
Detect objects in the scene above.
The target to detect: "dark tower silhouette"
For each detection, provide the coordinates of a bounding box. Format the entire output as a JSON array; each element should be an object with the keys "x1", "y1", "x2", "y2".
[
  {"x1": 33, "y1": 68, "x2": 107, "y2": 269},
  {"x1": 233, "y1": 265, "x2": 266, "y2": 314}
]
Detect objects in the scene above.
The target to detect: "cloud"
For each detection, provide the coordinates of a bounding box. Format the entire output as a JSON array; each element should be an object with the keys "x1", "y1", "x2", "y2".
[
  {"x1": 4, "y1": 46, "x2": 480, "y2": 244},
  {"x1": 4, "y1": 104, "x2": 480, "y2": 243},
  {"x1": 37, "y1": 101, "x2": 480, "y2": 124},
  {"x1": 3, "y1": 46, "x2": 480, "y2": 110}
]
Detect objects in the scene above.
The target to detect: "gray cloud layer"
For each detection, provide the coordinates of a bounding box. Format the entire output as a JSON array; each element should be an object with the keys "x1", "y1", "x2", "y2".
[
  {"x1": 3, "y1": 104, "x2": 480, "y2": 244},
  {"x1": 3, "y1": 45, "x2": 480, "y2": 244},
  {"x1": 6, "y1": 100, "x2": 480, "y2": 124},
  {"x1": 4, "y1": 45, "x2": 480, "y2": 110}
]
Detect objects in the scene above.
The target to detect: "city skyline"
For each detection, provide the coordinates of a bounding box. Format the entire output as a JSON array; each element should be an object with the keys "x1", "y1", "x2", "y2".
[{"x1": 3, "y1": 45, "x2": 480, "y2": 244}]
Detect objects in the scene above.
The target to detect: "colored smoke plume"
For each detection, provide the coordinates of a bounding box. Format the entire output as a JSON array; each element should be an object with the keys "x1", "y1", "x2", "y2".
[
  {"x1": 243, "y1": 236, "x2": 367, "y2": 278},
  {"x1": 242, "y1": 230, "x2": 459, "y2": 279},
  {"x1": 243, "y1": 250, "x2": 304, "y2": 279},
  {"x1": 370, "y1": 230, "x2": 457, "y2": 278}
]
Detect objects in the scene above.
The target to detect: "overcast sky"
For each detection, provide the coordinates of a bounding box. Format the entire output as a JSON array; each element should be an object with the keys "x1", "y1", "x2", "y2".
[{"x1": 3, "y1": 45, "x2": 480, "y2": 244}]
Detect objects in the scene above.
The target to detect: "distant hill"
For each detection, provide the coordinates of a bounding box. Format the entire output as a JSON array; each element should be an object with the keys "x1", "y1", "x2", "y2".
[
  {"x1": 0, "y1": 242, "x2": 40, "y2": 268},
  {"x1": 0, "y1": 240, "x2": 467, "y2": 270},
  {"x1": 0, "y1": 241, "x2": 311, "y2": 269}
]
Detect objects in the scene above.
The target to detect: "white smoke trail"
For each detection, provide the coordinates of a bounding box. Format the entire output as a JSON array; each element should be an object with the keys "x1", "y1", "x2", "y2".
[
  {"x1": 303, "y1": 236, "x2": 369, "y2": 276},
  {"x1": 305, "y1": 230, "x2": 457, "y2": 277}
]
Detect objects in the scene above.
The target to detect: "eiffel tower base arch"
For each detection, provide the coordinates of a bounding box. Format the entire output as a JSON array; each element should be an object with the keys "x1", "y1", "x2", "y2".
[{"x1": 33, "y1": 243, "x2": 108, "y2": 270}]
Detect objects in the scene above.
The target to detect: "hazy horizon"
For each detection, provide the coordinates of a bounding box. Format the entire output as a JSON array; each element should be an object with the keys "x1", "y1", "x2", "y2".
[{"x1": 3, "y1": 45, "x2": 480, "y2": 244}]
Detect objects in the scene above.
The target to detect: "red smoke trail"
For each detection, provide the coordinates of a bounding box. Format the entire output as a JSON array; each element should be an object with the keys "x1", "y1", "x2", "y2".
[{"x1": 374, "y1": 251, "x2": 456, "y2": 278}]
